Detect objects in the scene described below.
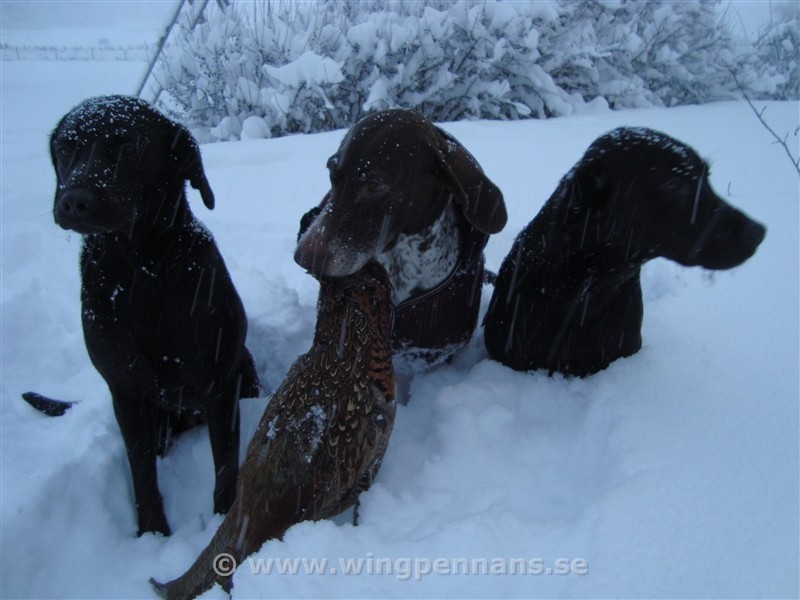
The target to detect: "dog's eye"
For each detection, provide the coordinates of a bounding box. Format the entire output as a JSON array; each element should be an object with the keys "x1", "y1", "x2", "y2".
[
  {"x1": 56, "y1": 144, "x2": 74, "y2": 159},
  {"x1": 660, "y1": 178, "x2": 684, "y2": 193},
  {"x1": 367, "y1": 180, "x2": 388, "y2": 195},
  {"x1": 119, "y1": 143, "x2": 138, "y2": 157},
  {"x1": 327, "y1": 155, "x2": 343, "y2": 183}
]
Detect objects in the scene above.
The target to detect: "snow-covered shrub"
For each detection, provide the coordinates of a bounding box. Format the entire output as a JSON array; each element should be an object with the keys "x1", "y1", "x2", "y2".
[
  {"x1": 626, "y1": 1, "x2": 737, "y2": 106},
  {"x1": 746, "y1": 2, "x2": 800, "y2": 99},
  {"x1": 543, "y1": 1, "x2": 745, "y2": 109},
  {"x1": 149, "y1": 0, "x2": 798, "y2": 141}
]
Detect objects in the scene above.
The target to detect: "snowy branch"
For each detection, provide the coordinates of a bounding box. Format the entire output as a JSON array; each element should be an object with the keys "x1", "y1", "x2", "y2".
[{"x1": 732, "y1": 70, "x2": 800, "y2": 177}]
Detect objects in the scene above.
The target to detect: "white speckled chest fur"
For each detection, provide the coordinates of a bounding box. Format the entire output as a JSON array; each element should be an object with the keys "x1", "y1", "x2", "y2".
[{"x1": 377, "y1": 200, "x2": 460, "y2": 306}]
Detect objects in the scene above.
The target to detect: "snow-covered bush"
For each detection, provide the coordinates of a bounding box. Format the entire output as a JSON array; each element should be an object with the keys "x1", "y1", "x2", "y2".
[
  {"x1": 745, "y1": 2, "x2": 800, "y2": 99},
  {"x1": 148, "y1": 0, "x2": 799, "y2": 141},
  {"x1": 556, "y1": 1, "x2": 739, "y2": 108}
]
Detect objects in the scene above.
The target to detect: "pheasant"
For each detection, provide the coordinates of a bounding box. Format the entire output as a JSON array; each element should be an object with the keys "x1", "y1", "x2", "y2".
[{"x1": 151, "y1": 262, "x2": 396, "y2": 600}]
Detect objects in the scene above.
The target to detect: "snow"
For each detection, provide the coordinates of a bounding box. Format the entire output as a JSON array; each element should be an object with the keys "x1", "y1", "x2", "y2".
[
  {"x1": 263, "y1": 51, "x2": 345, "y2": 88},
  {"x1": 1, "y1": 58, "x2": 799, "y2": 600},
  {"x1": 240, "y1": 116, "x2": 270, "y2": 141}
]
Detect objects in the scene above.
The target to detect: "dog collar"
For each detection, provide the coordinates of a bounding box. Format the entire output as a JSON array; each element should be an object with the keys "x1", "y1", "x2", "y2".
[{"x1": 389, "y1": 217, "x2": 488, "y2": 364}]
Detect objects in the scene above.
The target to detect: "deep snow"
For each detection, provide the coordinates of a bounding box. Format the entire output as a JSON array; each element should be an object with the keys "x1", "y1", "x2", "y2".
[{"x1": 0, "y1": 57, "x2": 798, "y2": 599}]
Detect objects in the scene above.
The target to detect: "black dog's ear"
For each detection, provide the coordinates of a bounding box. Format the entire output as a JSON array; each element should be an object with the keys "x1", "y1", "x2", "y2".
[
  {"x1": 432, "y1": 127, "x2": 507, "y2": 234},
  {"x1": 171, "y1": 125, "x2": 215, "y2": 210}
]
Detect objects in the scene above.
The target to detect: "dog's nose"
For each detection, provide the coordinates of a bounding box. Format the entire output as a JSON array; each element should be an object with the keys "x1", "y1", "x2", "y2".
[
  {"x1": 294, "y1": 243, "x2": 329, "y2": 275},
  {"x1": 743, "y1": 220, "x2": 766, "y2": 249},
  {"x1": 58, "y1": 189, "x2": 95, "y2": 218}
]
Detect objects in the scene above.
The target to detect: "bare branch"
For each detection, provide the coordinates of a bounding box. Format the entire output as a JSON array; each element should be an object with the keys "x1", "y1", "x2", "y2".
[{"x1": 731, "y1": 69, "x2": 800, "y2": 177}]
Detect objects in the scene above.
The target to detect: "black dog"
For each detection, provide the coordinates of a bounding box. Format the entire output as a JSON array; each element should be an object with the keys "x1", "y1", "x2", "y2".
[
  {"x1": 27, "y1": 95, "x2": 259, "y2": 536},
  {"x1": 295, "y1": 109, "x2": 506, "y2": 370},
  {"x1": 484, "y1": 127, "x2": 766, "y2": 377}
]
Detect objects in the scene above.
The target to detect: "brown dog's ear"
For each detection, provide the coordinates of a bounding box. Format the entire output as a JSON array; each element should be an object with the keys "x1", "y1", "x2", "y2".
[
  {"x1": 171, "y1": 125, "x2": 215, "y2": 210},
  {"x1": 433, "y1": 127, "x2": 507, "y2": 234}
]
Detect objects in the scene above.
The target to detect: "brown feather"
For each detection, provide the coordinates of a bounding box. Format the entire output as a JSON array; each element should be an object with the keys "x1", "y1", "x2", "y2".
[{"x1": 151, "y1": 263, "x2": 395, "y2": 600}]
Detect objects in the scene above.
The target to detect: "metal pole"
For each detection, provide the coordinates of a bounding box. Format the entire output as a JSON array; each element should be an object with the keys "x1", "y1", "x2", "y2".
[{"x1": 135, "y1": 0, "x2": 188, "y2": 100}]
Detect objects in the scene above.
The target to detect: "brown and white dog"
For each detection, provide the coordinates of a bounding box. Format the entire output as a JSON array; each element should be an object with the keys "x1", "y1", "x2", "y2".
[{"x1": 295, "y1": 109, "x2": 507, "y2": 372}]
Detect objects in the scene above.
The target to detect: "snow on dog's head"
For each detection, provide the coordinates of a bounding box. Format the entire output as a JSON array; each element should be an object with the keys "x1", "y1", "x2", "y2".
[{"x1": 50, "y1": 95, "x2": 214, "y2": 236}]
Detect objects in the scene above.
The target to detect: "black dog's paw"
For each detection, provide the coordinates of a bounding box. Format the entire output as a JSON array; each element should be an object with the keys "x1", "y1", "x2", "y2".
[
  {"x1": 213, "y1": 485, "x2": 236, "y2": 516},
  {"x1": 21, "y1": 392, "x2": 75, "y2": 417},
  {"x1": 138, "y1": 510, "x2": 172, "y2": 538}
]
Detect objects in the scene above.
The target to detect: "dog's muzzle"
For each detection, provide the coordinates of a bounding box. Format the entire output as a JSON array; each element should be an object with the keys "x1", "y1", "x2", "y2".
[
  {"x1": 54, "y1": 187, "x2": 131, "y2": 235},
  {"x1": 54, "y1": 188, "x2": 98, "y2": 231}
]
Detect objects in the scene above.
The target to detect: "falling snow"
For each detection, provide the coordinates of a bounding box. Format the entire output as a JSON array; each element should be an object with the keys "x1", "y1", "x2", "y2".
[{"x1": 0, "y1": 58, "x2": 797, "y2": 600}]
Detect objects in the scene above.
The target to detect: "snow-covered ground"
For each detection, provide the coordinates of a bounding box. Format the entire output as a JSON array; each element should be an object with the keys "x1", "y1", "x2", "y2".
[{"x1": 1, "y1": 57, "x2": 798, "y2": 599}]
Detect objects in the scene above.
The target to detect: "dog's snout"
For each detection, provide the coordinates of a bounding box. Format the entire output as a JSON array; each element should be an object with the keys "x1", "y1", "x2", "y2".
[
  {"x1": 54, "y1": 188, "x2": 100, "y2": 232},
  {"x1": 686, "y1": 207, "x2": 767, "y2": 269},
  {"x1": 294, "y1": 236, "x2": 330, "y2": 275},
  {"x1": 58, "y1": 189, "x2": 95, "y2": 217},
  {"x1": 295, "y1": 229, "x2": 361, "y2": 277},
  {"x1": 742, "y1": 219, "x2": 766, "y2": 250},
  {"x1": 723, "y1": 209, "x2": 767, "y2": 256}
]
